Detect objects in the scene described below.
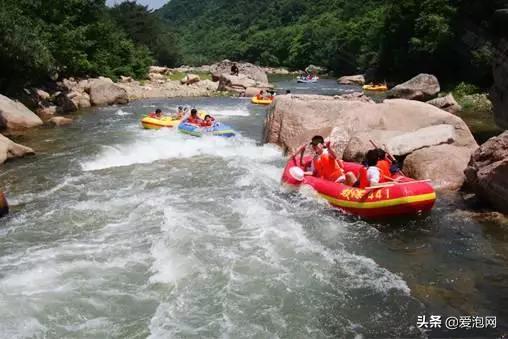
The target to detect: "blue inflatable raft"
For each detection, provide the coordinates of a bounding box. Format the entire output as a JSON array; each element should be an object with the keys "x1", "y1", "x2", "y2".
[{"x1": 178, "y1": 121, "x2": 236, "y2": 138}]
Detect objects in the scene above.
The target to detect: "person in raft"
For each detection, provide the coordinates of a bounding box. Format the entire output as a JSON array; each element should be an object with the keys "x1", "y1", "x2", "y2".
[
  {"x1": 174, "y1": 106, "x2": 188, "y2": 119},
  {"x1": 200, "y1": 114, "x2": 215, "y2": 127},
  {"x1": 293, "y1": 135, "x2": 356, "y2": 185},
  {"x1": 363, "y1": 149, "x2": 382, "y2": 187},
  {"x1": 231, "y1": 63, "x2": 239, "y2": 76},
  {"x1": 256, "y1": 90, "x2": 266, "y2": 100},
  {"x1": 186, "y1": 108, "x2": 203, "y2": 125},
  {"x1": 148, "y1": 108, "x2": 163, "y2": 119}
]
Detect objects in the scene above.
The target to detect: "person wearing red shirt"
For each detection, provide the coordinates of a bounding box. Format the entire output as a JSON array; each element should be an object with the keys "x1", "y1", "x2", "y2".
[
  {"x1": 200, "y1": 115, "x2": 215, "y2": 127},
  {"x1": 148, "y1": 108, "x2": 163, "y2": 119},
  {"x1": 186, "y1": 109, "x2": 203, "y2": 125}
]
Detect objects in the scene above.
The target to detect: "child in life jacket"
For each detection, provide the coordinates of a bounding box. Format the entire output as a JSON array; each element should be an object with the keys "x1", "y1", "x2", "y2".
[
  {"x1": 200, "y1": 115, "x2": 215, "y2": 127},
  {"x1": 148, "y1": 108, "x2": 163, "y2": 119}
]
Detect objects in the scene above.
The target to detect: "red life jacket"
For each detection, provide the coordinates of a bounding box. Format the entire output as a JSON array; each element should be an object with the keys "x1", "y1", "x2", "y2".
[
  {"x1": 148, "y1": 112, "x2": 159, "y2": 119},
  {"x1": 358, "y1": 166, "x2": 369, "y2": 189},
  {"x1": 187, "y1": 115, "x2": 201, "y2": 124}
]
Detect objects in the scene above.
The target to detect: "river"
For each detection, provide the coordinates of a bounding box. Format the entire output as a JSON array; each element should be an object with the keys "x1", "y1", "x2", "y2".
[{"x1": 0, "y1": 79, "x2": 507, "y2": 338}]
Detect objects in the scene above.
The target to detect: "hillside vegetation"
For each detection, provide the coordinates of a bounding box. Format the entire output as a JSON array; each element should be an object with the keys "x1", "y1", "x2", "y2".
[
  {"x1": 158, "y1": 0, "x2": 496, "y2": 86},
  {"x1": 0, "y1": 0, "x2": 179, "y2": 93}
]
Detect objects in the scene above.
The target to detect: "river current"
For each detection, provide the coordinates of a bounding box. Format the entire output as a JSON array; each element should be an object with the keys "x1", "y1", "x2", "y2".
[{"x1": 0, "y1": 80, "x2": 506, "y2": 338}]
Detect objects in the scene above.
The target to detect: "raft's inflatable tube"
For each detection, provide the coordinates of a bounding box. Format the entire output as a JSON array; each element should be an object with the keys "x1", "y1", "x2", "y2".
[
  {"x1": 0, "y1": 192, "x2": 8, "y2": 218},
  {"x1": 251, "y1": 97, "x2": 273, "y2": 105},
  {"x1": 141, "y1": 112, "x2": 205, "y2": 129},
  {"x1": 363, "y1": 84, "x2": 388, "y2": 91},
  {"x1": 281, "y1": 156, "x2": 436, "y2": 219},
  {"x1": 178, "y1": 121, "x2": 236, "y2": 138}
]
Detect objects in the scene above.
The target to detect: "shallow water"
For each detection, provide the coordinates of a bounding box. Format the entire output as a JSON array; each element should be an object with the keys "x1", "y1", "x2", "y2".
[{"x1": 0, "y1": 82, "x2": 507, "y2": 338}]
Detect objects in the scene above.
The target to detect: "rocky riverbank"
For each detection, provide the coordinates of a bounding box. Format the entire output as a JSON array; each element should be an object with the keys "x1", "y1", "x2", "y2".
[{"x1": 0, "y1": 60, "x2": 273, "y2": 167}]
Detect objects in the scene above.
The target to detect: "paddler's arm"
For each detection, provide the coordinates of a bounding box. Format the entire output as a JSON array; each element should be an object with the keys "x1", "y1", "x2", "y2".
[
  {"x1": 325, "y1": 141, "x2": 344, "y2": 167},
  {"x1": 291, "y1": 144, "x2": 307, "y2": 166}
]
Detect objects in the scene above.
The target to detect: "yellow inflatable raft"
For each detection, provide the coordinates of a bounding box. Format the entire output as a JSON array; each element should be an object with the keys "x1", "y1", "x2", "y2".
[
  {"x1": 363, "y1": 84, "x2": 388, "y2": 92},
  {"x1": 141, "y1": 112, "x2": 205, "y2": 129},
  {"x1": 251, "y1": 96, "x2": 273, "y2": 105}
]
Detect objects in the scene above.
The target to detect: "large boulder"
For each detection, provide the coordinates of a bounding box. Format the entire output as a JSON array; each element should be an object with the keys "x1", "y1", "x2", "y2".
[
  {"x1": 48, "y1": 116, "x2": 73, "y2": 126},
  {"x1": 386, "y1": 124, "x2": 456, "y2": 156},
  {"x1": 337, "y1": 75, "x2": 365, "y2": 85},
  {"x1": 74, "y1": 92, "x2": 91, "y2": 109},
  {"x1": 388, "y1": 73, "x2": 440, "y2": 101},
  {"x1": 54, "y1": 92, "x2": 78, "y2": 113},
  {"x1": 464, "y1": 131, "x2": 508, "y2": 213},
  {"x1": 0, "y1": 94, "x2": 43, "y2": 130},
  {"x1": 0, "y1": 133, "x2": 35, "y2": 164},
  {"x1": 217, "y1": 74, "x2": 257, "y2": 93},
  {"x1": 426, "y1": 93, "x2": 462, "y2": 114},
  {"x1": 403, "y1": 144, "x2": 473, "y2": 191},
  {"x1": 211, "y1": 60, "x2": 269, "y2": 84},
  {"x1": 264, "y1": 95, "x2": 478, "y2": 190},
  {"x1": 333, "y1": 92, "x2": 374, "y2": 103},
  {"x1": 89, "y1": 79, "x2": 128, "y2": 106},
  {"x1": 34, "y1": 89, "x2": 50, "y2": 101},
  {"x1": 36, "y1": 106, "x2": 60, "y2": 120}
]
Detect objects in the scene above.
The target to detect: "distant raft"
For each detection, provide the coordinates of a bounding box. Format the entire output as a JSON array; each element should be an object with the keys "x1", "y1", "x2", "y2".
[
  {"x1": 0, "y1": 192, "x2": 8, "y2": 218},
  {"x1": 251, "y1": 96, "x2": 273, "y2": 105},
  {"x1": 178, "y1": 121, "x2": 236, "y2": 138},
  {"x1": 363, "y1": 84, "x2": 388, "y2": 92},
  {"x1": 297, "y1": 76, "x2": 319, "y2": 83}
]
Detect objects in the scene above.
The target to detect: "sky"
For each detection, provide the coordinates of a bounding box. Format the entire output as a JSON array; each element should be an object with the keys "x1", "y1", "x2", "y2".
[{"x1": 106, "y1": 0, "x2": 168, "y2": 10}]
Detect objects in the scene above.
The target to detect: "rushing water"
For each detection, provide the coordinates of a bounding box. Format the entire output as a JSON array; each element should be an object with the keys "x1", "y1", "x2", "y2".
[{"x1": 0, "y1": 81, "x2": 507, "y2": 338}]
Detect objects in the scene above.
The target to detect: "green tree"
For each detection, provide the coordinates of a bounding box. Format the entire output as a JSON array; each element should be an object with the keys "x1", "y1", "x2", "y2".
[
  {"x1": 109, "y1": 1, "x2": 181, "y2": 66},
  {"x1": 0, "y1": 0, "x2": 154, "y2": 93}
]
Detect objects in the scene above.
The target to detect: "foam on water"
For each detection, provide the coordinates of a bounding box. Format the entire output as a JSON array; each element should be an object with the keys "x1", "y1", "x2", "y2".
[
  {"x1": 202, "y1": 104, "x2": 250, "y2": 117},
  {"x1": 115, "y1": 109, "x2": 132, "y2": 116},
  {"x1": 146, "y1": 139, "x2": 410, "y2": 338},
  {"x1": 81, "y1": 129, "x2": 281, "y2": 171}
]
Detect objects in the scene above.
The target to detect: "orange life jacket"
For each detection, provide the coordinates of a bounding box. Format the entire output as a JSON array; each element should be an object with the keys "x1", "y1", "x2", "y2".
[
  {"x1": 187, "y1": 115, "x2": 201, "y2": 124},
  {"x1": 358, "y1": 166, "x2": 369, "y2": 189},
  {"x1": 376, "y1": 160, "x2": 391, "y2": 183},
  {"x1": 314, "y1": 154, "x2": 344, "y2": 182}
]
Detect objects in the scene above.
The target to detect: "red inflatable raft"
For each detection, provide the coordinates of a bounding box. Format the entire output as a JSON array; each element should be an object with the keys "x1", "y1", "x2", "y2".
[{"x1": 281, "y1": 156, "x2": 436, "y2": 219}]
